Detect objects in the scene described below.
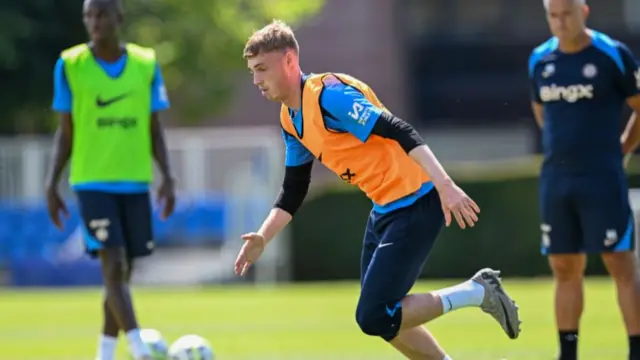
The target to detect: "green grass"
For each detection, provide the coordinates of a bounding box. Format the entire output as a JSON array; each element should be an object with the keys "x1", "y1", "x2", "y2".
[{"x1": 0, "y1": 278, "x2": 629, "y2": 359}]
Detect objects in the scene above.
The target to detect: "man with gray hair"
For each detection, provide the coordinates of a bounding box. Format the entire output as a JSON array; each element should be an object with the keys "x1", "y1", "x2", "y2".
[{"x1": 529, "y1": 0, "x2": 640, "y2": 359}]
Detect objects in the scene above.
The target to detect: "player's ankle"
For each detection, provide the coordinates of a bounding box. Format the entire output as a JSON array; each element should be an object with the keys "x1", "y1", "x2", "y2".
[
  {"x1": 558, "y1": 330, "x2": 578, "y2": 360},
  {"x1": 96, "y1": 334, "x2": 118, "y2": 360},
  {"x1": 126, "y1": 329, "x2": 151, "y2": 357},
  {"x1": 629, "y1": 334, "x2": 640, "y2": 360},
  {"x1": 432, "y1": 280, "x2": 485, "y2": 314}
]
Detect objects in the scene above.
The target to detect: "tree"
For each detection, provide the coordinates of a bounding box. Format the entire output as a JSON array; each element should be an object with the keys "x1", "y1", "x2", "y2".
[
  {"x1": 0, "y1": 0, "x2": 86, "y2": 134},
  {"x1": 124, "y1": 0, "x2": 325, "y2": 123},
  {"x1": 0, "y1": 0, "x2": 325, "y2": 134}
]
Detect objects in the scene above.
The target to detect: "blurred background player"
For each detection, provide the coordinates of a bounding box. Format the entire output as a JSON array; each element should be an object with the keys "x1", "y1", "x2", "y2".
[
  {"x1": 234, "y1": 20, "x2": 521, "y2": 360},
  {"x1": 529, "y1": 0, "x2": 640, "y2": 359},
  {"x1": 45, "y1": 0, "x2": 176, "y2": 359}
]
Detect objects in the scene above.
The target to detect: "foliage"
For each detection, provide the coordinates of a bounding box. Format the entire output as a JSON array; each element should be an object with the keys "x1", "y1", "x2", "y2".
[
  {"x1": 0, "y1": 0, "x2": 325, "y2": 133},
  {"x1": 124, "y1": 0, "x2": 324, "y2": 122},
  {"x1": 0, "y1": 1, "x2": 86, "y2": 134}
]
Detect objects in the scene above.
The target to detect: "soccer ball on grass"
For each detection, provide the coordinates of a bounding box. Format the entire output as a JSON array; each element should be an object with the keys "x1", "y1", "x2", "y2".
[
  {"x1": 137, "y1": 328, "x2": 169, "y2": 359},
  {"x1": 168, "y1": 334, "x2": 215, "y2": 360}
]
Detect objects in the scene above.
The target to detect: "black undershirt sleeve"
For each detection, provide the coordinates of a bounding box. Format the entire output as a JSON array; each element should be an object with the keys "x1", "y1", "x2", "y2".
[
  {"x1": 370, "y1": 112, "x2": 424, "y2": 153},
  {"x1": 273, "y1": 161, "x2": 313, "y2": 215}
]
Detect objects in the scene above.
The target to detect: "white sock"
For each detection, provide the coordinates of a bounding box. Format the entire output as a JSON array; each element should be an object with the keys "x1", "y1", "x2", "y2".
[
  {"x1": 443, "y1": 356, "x2": 453, "y2": 360},
  {"x1": 126, "y1": 329, "x2": 151, "y2": 357},
  {"x1": 432, "y1": 279, "x2": 485, "y2": 314},
  {"x1": 96, "y1": 335, "x2": 118, "y2": 360}
]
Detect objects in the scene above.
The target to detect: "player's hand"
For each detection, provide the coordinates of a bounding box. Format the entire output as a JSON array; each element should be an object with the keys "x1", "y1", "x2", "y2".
[
  {"x1": 234, "y1": 232, "x2": 266, "y2": 276},
  {"x1": 45, "y1": 186, "x2": 69, "y2": 230},
  {"x1": 156, "y1": 177, "x2": 176, "y2": 220},
  {"x1": 437, "y1": 181, "x2": 480, "y2": 229}
]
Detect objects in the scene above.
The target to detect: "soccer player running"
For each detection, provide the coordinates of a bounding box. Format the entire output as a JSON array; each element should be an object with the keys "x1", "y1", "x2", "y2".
[
  {"x1": 234, "y1": 20, "x2": 521, "y2": 359},
  {"x1": 45, "y1": 0, "x2": 175, "y2": 359},
  {"x1": 529, "y1": 1, "x2": 640, "y2": 359}
]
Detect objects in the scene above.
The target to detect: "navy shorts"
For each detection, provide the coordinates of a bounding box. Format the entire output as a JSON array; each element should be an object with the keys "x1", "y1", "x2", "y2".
[
  {"x1": 359, "y1": 188, "x2": 444, "y2": 316},
  {"x1": 76, "y1": 191, "x2": 154, "y2": 259},
  {"x1": 540, "y1": 172, "x2": 634, "y2": 255}
]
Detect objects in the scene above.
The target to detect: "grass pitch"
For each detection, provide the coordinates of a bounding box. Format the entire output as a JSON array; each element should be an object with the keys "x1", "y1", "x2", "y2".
[{"x1": 0, "y1": 278, "x2": 628, "y2": 359}]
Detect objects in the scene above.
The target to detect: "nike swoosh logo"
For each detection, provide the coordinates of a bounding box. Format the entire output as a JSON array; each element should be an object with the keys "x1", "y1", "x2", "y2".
[
  {"x1": 96, "y1": 93, "x2": 129, "y2": 107},
  {"x1": 385, "y1": 301, "x2": 401, "y2": 317},
  {"x1": 378, "y1": 242, "x2": 394, "y2": 248}
]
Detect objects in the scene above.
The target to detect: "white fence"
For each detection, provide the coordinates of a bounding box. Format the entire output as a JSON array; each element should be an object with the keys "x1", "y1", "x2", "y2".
[{"x1": 0, "y1": 126, "x2": 289, "y2": 285}]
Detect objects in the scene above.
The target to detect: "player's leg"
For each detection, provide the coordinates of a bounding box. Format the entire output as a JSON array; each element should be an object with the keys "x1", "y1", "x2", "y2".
[
  {"x1": 117, "y1": 192, "x2": 156, "y2": 358},
  {"x1": 358, "y1": 211, "x2": 446, "y2": 359},
  {"x1": 393, "y1": 326, "x2": 448, "y2": 360},
  {"x1": 400, "y1": 266, "x2": 520, "y2": 338},
  {"x1": 549, "y1": 254, "x2": 585, "y2": 360},
  {"x1": 99, "y1": 258, "x2": 134, "y2": 360},
  {"x1": 102, "y1": 298, "x2": 119, "y2": 337},
  {"x1": 602, "y1": 251, "x2": 640, "y2": 360},
  {"x1": 356, "y1": 191, "x2": 448, "y2": 359},
  {"x1": 356, "y1": 190, "x2": 520, "y2": 359},
  {"x1": 540, "y1": 176, "x2": 585, "y2": 360},
  {"x1": 386, "y1": 191, "x2": 520, "y2": 340},
  {"x1": 99, "y1": 248, "x2": 150, "y2": 359},
  {"x1": 579, "y1": 175, "x2": 640, "y2": 360},
  {"x1": 76, "y1": 190, "x2": 151, "y2": 360}
]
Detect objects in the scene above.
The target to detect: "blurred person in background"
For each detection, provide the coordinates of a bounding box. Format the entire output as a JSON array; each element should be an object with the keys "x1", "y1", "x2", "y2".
[
  {"x1": 529, "y1": 0, "x2": 640, "y2": 359},
  {"x1": 234, "y1": 20, "x2": 521, "y2": 360},
  {"x1": 45, "y1": 0, "x2": 176, "y2": 359}
]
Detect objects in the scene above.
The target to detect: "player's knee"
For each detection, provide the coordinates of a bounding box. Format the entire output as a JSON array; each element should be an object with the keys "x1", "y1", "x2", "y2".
[
  {"x1": 99, "y1": 248, "x2": 129, "y2": 284},
  {"x1": 549, "y1": 254, "x2": 585, "y2": 282},
  {"x1": 355, "y1": 300, "x2": 402, "y2": 341},
  {"x1": 602, "y1": 252, "x2": 639, "y2": 285}
]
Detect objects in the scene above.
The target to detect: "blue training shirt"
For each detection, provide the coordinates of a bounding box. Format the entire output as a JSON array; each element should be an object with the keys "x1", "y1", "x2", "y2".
[
  {"x1": 528, "y1": 31, "x2": 640, "y2": 175},
  {"x1": 52, "y1": 51, "x2": 170, "y2": 194},
  {"x1": 282, "y1": 74, "x2": 433, "y2": 214}
]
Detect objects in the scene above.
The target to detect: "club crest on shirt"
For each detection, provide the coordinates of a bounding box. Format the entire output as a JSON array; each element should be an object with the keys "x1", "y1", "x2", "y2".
[
  {"x1": 542, "y1": 63, "x2": 555, "y2": 78},
  {"x1": 582, "y1": 63, "x2": 597, "y2": 78}
]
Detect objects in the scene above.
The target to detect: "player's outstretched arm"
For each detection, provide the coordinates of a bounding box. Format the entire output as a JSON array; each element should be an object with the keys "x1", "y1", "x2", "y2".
[
  {"x1": 408, "y1": 144, "x2": 479, "y2": 228},
  {"x1": 255, "y1": 208, "x2": 293, "y2": 244},
  {"x1": 234, "y1": 135, "x2": 313, "y2": 276},
  {"x1": 374, "y1": 118, "x2": 480, "y2": 228},
  {"x1": 235, "y1": 208, "x2": 292, "y2": 276},
  {"x1": 319, "y1": 80, "x2": 479, "y2": 229}
]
